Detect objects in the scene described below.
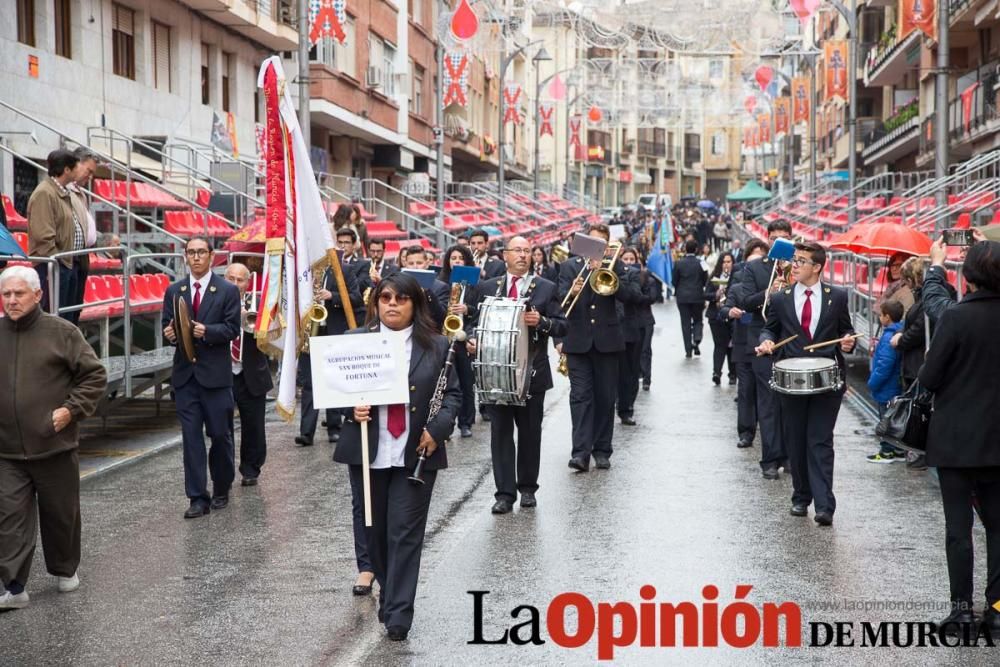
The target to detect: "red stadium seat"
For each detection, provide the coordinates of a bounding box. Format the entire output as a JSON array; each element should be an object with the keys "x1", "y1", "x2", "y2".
[{"x1": 2, "y1": 195, "x2": 28, "y2": 230}]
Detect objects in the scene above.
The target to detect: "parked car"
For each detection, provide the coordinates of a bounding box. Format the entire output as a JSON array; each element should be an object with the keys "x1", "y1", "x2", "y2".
[{"x1": 599, "y1": 206, "x2": 621, "y2": 223}]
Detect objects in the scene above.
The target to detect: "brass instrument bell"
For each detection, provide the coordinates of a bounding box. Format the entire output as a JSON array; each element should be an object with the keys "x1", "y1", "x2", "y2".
[{"x1": 550, "y1": 244, "x2": 569, "y2": 264}]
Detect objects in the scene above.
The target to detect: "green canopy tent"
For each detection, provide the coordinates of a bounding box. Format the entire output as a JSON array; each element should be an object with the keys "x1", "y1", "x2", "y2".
[{"x1": 726, "y1": 181, "x2": 773, "y2": 202}]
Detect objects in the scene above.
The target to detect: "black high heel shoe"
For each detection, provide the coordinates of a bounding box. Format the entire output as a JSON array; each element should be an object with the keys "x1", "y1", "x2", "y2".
[{"x1": 353, "y1": 573, "x2": 374, "y2": 596}]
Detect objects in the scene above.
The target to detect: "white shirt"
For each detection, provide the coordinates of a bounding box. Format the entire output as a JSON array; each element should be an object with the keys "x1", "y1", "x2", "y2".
[
  {"x1": 506, "y1": 273, "x2": 526, "y2": 298},
  {"x1": 794, "y1": 282, "x2": 822, "y2": 338},
  {"x1": 372, "y1": 325, "x2": 414, "y2": 470},
  {"x1": 189, "y1": 273, "x2": 211, "y2": 297}
]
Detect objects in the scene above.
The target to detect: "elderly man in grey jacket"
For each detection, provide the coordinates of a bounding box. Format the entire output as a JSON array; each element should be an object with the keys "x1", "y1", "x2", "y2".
[{"x1": 0, "y1": 266, "x2": 107, "y2": 611}]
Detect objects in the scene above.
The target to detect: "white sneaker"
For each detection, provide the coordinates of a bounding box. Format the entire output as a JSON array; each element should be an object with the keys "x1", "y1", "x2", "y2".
[
  {"x1": 57, "y1": 573, "x2": 80, "y2": 593},
  {"x1": 0, "y1": 590, "x2": 29, "y2": 610}
]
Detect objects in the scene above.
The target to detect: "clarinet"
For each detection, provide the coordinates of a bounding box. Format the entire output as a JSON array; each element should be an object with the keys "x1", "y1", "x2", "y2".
[{"x1": 408, "y1": 330, "x2": 467, "y2": 485}]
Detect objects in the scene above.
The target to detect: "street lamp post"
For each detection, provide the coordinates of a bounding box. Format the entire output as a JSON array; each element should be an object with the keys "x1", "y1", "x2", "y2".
[
  {"x1": 935, "y1": 2, "x2": 951, "y2": 231},
  {"x1": 531, "y1": 47, "x2": 554, "y2": 199},
  {"x1": 829, "y1": 0, "x2": 858, "y2": 225},
  {"x1": 497, "y1": 38, "x2": 545, "y2": 213}
]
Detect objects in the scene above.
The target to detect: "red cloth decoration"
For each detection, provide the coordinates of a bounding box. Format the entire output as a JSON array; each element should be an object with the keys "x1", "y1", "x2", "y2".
[
  {"x1": 443, "y1": 53, "x2": 469, "y2": 107},
  {"x1": 503, "y1": 85, "x2": 522, "y2": 125},
  {"x1": 744, "y1": 96, "x2": 757, "y2": 115},
  {"x1": 569, "y1": 116, "x2": 582, "y2": 146},
  {"x1": 962, "y1": 82, "x2": 980, "y2": 133},
  {"x1": 755, "y1": 66, "x2": 773, "y2": 92},
  {"x1": 789, "y1": 0, "x2": 821, "y2": 24},
  {"x1": 450, "y1": 0, "x2": 479, "y2": 41},
  {"x1": 588, "y1": 105, "x2": 603, "y2": 123},
  {"x1": 309, "y1": 0, "x2": 346, "y2": 45},
  {"x1": 539, "y1": 105, "x2": 554, "y2": 136}
]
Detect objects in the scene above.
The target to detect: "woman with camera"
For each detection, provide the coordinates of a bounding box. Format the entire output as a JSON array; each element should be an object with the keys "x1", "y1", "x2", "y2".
[
  {"x1": 333, "y1": 273, "x2": 461, "y2": 641},
  {"x1": 919, "y1": 241, "x2": 1000, "y2": 635}
]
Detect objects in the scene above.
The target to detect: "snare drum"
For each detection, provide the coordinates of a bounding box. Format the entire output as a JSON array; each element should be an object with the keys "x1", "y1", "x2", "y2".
[
  {"x1": 770, "y1": 357, "x2": 842, "y2": 395},
  {"x1": 473, "y1": 297, "x2": 530, "y2": 406}
]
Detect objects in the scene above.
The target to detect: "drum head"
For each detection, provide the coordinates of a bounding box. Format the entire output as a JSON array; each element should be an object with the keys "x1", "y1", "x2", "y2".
[
  {"x1": 775, "y1": 357, "x2": 836, "y2": 371},
  {"x1": 474, "y1": 297, "x2": 529, "y2": 405}
]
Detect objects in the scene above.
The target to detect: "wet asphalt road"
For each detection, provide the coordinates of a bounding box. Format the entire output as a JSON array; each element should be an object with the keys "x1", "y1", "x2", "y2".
[{"x1": 2, "y1": 301, "x2": 996, "y2": 665}]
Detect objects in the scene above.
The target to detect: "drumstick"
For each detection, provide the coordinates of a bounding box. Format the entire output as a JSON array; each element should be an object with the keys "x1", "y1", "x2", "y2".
[
  {"x1": 803, "y1": 332, "x2": 863, "y2": 352},
  {"x1": 757, "y1": 334, "x2": 798, "y2": 356}
]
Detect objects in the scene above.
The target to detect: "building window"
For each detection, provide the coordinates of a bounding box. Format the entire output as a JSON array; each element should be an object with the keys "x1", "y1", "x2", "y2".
[
  {"x1": 17, "y1": 0, "x2": 35, "y2": 47},
  {"x1": 309, "y1": 20, "x2": 355, "y2": 78},
  {"x1": 222, "y1": 52, "x2": 233, "y2": 112},
  {"x1": 411, "y1": 63, "x2": 424, "y2": 116},
  {"x1": 201, "y1": 44, "x2": 210, "y2": 105},
  {"x1": 152, "y1": 22, "x2": 171, "y2": 92},
  {"x1": 383, "y1": 42, "x2": 396, "y2": 96},
  {"x1": 708, "y1": 59, "x2": 723, "y2": 79},
  {"x1": 339, "y1": 19, "x2": 356, "y2": 78},
  {"x1": 409, "y1": 0, "x2": 423, "y2": 25},
  {"x1": 711, "y1": 131, "x2": 725, "y2": 156},
  {"x1": 112, "y1": 4, "x2": 135, "y2": 80},
  {"x1": 54, "y1": 0, "x2": 71, "y2": 57}
]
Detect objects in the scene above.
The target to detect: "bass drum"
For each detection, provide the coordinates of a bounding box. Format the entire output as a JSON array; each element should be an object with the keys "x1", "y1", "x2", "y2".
[{"x1": 473, "y1": 296, "x2": 529, "y2": 406}]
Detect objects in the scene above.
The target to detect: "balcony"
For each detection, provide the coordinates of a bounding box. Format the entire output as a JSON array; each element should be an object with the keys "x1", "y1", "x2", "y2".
[
  {"x1": 864, "y1": 29, "x2": 921, "y2": 88},
  {"x1": 684, "y1": 146, "x2": 701, "y2": 167},
  {"x1": 862, "y1": 115, "x2": 921, "y2": 166},
  {"x1": 948, "y1": 78, "x2": 1000, "y2": 145},
  {"x1": 637, "y1": 141, "x2": 666, "y2": 158},
  {"x1": 177, "y1": 1, "x2": 298, "y2": 50},
  {"x1": 950, "y1": 0, "x2": 975, "y2": 27}
]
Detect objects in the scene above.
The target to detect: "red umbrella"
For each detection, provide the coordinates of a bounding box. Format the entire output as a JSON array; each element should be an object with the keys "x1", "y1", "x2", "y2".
[{"x1": 827, "y1": 222, "x2": 931, "y2": 256}]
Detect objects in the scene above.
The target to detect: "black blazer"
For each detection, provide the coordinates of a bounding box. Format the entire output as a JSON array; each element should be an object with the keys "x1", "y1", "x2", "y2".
[
  {"x1": 672, "y1": 255, "x2": 707, "y2": 304},
  {"x1": 919, "y1": 291, "x2": 1000, "y2": 468},
  {"x1": 426, "y1": 279, "x2": 451, "y2": 329},
  {"x1": 621, "y1": 267, "x2": 658, "y2": 342},
  {"x1": 721, "y1": 262, "x2": 751, "y2": 361},
  {"x1": 468, "y1": 274, "x2": 567, "y2": 393},
  {"x1": 732, "y1": 257, "x2": 779, "y2": 355},
  {"x1": 236, "y1": 330, "x2": 274, "y2": 397},
  {"x1": 161, "y1": 274, "x2": 241, "y2": 390},
  {"x1": 760, "y1": 283, "x2": 854, "y2": 375},
  {"x1": 322, "y1": 264, "x2": 363, "y2": 335},
  {"x1": 556, "y1": 255, "x2": 641, "y2": 355},
  {"x1": 333, "y1": 326, "x2": 461, "y2": 471},
  {"x1": 533, "y1": 263, "x2": 559, "y2": 284},
  {"x1": 480, "y1": 255, "x2": 506, "y2": 280},
  {"x1": 635, "y1": 270, "x2": 660, "y2": 326}
]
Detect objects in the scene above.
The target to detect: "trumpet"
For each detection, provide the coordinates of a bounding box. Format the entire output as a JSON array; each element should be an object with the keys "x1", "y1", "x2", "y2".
[
  {"x1": 550, "y1": 243, "x2": 569, "y2": 264},
  {"x1": 557, "y1": 352, "x2": 569, "y2": 377},
  {"x1": 302, "y1": 266, "x2": 329, "y2": 353},
  {"x1": 563, "y1": 242, "x2": 623, "y2": 317},
  {"x1": 241, "y1": 272, "x2": 259, "y2": 333},
  {"x1": 442, "y1": 282, "x2": 466, "y2": 337}
]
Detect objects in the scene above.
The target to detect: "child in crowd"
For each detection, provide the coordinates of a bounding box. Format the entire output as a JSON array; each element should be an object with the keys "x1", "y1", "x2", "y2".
[{"x1": 867, "y1": 299, "x2": 905, "y2": 463}]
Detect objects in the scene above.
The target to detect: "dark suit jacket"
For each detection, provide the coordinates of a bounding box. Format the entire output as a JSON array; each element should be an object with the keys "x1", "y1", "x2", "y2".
[
  {"x1": 732, "y1": 256, "x2": 779, "y2": 355},
  {"x1": 162, "y1": 274, "x2": 241, "y2": 389},
  {"x1": 533, "y1": 263, "x2": 559, "y2": 284},
  {"x1": 426, "y1": 279, "x2": 451, "y2": 329},
  {"x1": 635, "y1": 270, "x2": 659, "y2": 326},
  {"x1": 468, "y1": 274, "x2": 567, "y2": 393},
  {"x1": 322, "y1": 264, "x2": 363, "y2": 335},
  {"x1": 760, "y1": 283, "x2": 854, "y2": 375},
  {"x1": 480, "y1": 255, "x2": 506, "y2": 280},
  {"x1": 557, "y1": 255, "x2": 641, "y2": 354},
  {"x1": 621, "y1": 267, "x2": 658, "y2": 342},
  {"x1": 721, "y1": 262, "x2": 751, "y2": 361},
  {"x1": 333, "y1": 326, "x2": 461, "y2": 471},
  {"x1": 236, "y1": 329, "x2": 274, "y2": 397},
  {"x1": 672, "y1": 255, "x2": 707, "y2": 304},
  {"x1": 919, "y1": 290, "x2": 1000, "y2": 468}
]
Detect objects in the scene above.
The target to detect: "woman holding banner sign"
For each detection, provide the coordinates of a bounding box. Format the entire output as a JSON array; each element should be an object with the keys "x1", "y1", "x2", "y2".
[{"x1": 333, "y1": 273, "x2": 461, "y2": 642}]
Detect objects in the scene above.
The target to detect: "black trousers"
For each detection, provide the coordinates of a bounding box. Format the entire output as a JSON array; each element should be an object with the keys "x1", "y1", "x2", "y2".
[
  {"x1": 778, "y1": 392, "x2": 842, "y2": 514},
  {"x1": 937, "y1": 467, "x2": 1000, "y2": 610},
  {"x1": 347, "y1": 467, "x2": 373, "y2": 573},
  {"x1": 175, "y1": 378, "x2": 235, "y2": 504},
  {"x1": 352, "y1": 465, "x2": 436, "y2": 632},
  {"x1": 708, "y1": 319, "x2": 734, "y2": 379},
  {"x1": 298, "y1": 353, "x2": 339, "y2": 441},
  {"x1": 36, "y1": 261, "x2": 85, "y2": 324},
  {"x1": 454, "y1": 346, "x2": 476, "y2": 429},
  {"x1": 567, "y1": 350, "x2": 618, "y2": 460},
  {"x1": 488, "y1": 392, "x2": 546, "y2": 502},
  {"x1": 617, "y1": 341, "x2": 642, "y2": 418},
  {"x1": 734, "y1": 359, "x2": 757, "y2": 443},
  {"x1": 233, "y1": 372, "x2": 267, "y2": 479},
  {"x1": 753, "y1": 355, "x2": 785, "y2": 470},
  {"x1": 676, "y1": 302, "x2": 704, "y2": 354},
  {"x1": 0, "y1": 450, "x2": 80, "y2": 587},
  {"x1": 638, "y1": 324, "x2": 654, "y2": 385}
]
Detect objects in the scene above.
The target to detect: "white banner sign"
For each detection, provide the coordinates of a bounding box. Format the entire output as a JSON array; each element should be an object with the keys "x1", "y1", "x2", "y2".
[{"x1": 310, "y1": 331, "x2": 410, "y2": 409}]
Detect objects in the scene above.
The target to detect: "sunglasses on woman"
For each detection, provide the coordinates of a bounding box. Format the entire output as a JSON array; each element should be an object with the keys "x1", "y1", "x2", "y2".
[{"x1": 378, "y1": 292, "x2": 413, "y2": 305}]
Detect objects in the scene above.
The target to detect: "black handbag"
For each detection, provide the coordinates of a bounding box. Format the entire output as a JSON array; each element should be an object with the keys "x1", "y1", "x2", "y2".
[{"x1": 875, "y1": 381, "x2": 933, "y2": 452}]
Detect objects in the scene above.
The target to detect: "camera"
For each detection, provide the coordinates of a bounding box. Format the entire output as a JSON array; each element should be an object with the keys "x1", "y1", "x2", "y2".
[{"x1": 943, "y1": 228, "x2": 974, "y2": 246}]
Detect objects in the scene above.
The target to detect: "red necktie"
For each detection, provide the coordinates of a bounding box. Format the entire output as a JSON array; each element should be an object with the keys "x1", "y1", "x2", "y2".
[
  {"x1": 508, "y1": 278, "x2": 518, "y2": 299},
  {"x1": 387, "y1": 404, "x2": 406, "y2": 439},
  {"x1": 192, "y1": 282, "x2": 201, "y2": 318},
  {"x1": 231, "y1": 336, "x2": 242, "y2": 363},
  {"x1": 801, "y1": 289, "x2": 813, "y2": 340}
]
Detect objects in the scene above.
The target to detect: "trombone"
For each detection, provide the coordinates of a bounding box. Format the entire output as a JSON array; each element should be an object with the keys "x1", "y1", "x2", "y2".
[{"x1": 562, "y1": 242, "x2": 623, "y2": 317}]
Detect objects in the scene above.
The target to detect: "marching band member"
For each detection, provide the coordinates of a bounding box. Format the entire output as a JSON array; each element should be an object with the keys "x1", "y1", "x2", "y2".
[
  {"x1": 530, "y1": 245, "x2": 559, "y2": 282},
  {"x1": 468, "y1": 229, "x2": 505, "y2": 279},
  {"x1": 466, "y1": 236, "x2": 567, "y2": 513},
  {"x1": 721, "y1": 238, "x2": 769, "y2": 448},
  {"x1": 360, "y1": 238, "x2": 399, "y2": 292},
  {"x1": 223, "y1": 264, "x2": 273, "y2": 486},
  {"x1": 732, "y1": 220, "x2": 792, "y2": 480},
  {"x1": 438, "y1": 244, "x2": 478, "y2": 437},
  {"x1": 401, "y1": 246, "x2": 450, "y2": 329},
  {"x1": 333, "y1": 273, "x2": 461, "y2": 641},
  {"x1": 162, "y1": 237, "x2": 241, "y2": 518},
  {"x1": 295, "y1": 253, "x2": 362, "y2": 447},
  {"x1": 557, "y1": 224, "x2": 640, "y2": 472},
  {"x1": 616, "y1": 247, "x2": 658, "y2": 425},
  {"x1": 756, "y1": 241, "x2": 855, "y2": 527}
]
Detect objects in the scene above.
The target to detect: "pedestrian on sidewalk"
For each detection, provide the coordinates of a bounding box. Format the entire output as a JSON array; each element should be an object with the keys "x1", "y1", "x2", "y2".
[
  {"x1": 0, "y1": 265, "x2": 107, "y2": 611},
  {"x1": 672, "y1": 239, "x2": 707, "y2": 358},
  {"x1": 865, "y1": 299, "x2": 904, "y2": 463}
]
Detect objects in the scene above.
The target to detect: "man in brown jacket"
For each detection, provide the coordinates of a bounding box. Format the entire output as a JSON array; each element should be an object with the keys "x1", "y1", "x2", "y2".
[
  {"x1": 0, "y1": 265, "x2": 107, "y2": 611},
  {"x1": 27, "y1": 148, "x2": 89, "y2": 324}
]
